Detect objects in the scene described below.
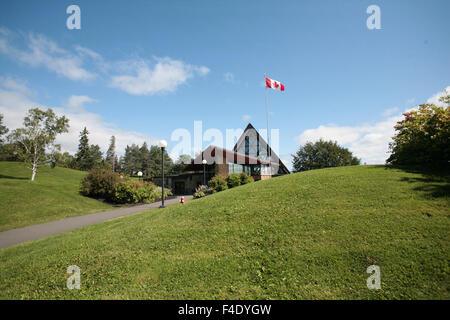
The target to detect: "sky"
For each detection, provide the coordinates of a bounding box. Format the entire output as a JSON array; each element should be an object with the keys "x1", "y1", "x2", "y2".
[{"x1": 0, "y1": 0, "x2": 449, "y2": 169}]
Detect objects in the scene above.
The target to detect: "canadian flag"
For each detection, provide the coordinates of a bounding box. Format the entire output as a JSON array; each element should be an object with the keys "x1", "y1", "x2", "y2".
[{"x1": 265, "y1": 77, "x2": 285, "y2": 91}]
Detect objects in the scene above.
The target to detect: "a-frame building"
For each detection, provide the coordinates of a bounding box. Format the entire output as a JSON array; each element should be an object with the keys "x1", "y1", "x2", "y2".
[
  {"x1": 233, "y1": 123, "x2": 290, "y2": 176},
  {"x1": 164, "y1": 123, "x2": 290, "y2": 194}
]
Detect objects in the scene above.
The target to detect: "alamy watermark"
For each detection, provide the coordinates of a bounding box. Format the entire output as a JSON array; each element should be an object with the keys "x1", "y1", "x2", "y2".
[
  {"x1": 169, "y1": 121, "x2": 280, "y2": 165},
  {"x1": 66, "y1": 265, "x2": 81, "y2": 290},
  {"x1": 366, "y1": 5, "x2": 381, "y2": 30},
  {"x1": 366, "y1": 265, "x2": 381, "y2": 290},
  {"x1": 66, "y1": 5, "x2": 81, "y2": 30}
]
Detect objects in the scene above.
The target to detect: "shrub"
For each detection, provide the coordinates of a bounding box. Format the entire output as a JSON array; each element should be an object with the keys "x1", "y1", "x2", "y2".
[
  {"x1": 207, "y1": 174, "x2": 228, "y2": 192},
  {"x1": 80, "y1": 168, "x2": 120, "y2": 200},
  {"x1": 226, "y1": 173, "x2": 241, "y2": 188},
  {"x1": 193, "y1": 185, "x2": 213, "y2": 198},
  {"x1": 154, "y1": 186, "x2": 173, "y2": 201},
  {"x1": 112, "y1": 181, "x2": 173, "y2": 204},
  {"x1": 112, "y1": 181, "x2": 158, "y2": 204},
  {"x1": 239, "y1": 172, "x2": 254, "y2": 185}
]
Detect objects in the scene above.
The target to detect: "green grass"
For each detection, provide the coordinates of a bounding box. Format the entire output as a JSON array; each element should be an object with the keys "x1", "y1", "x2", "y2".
[
  {"x1": 0, "y1": 165, "x2": 449, "y2": 299},
  {"x1": 0, "y1": 161, "x2": 114, "y2": 231}
]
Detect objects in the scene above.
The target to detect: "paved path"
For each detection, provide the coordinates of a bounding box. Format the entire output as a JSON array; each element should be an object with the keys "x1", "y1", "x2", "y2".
[{"x1": 0, "y1": 195, "x2": 193, "y2": 249}]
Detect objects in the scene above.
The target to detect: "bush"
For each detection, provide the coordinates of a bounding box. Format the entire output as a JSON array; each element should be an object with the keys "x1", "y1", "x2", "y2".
[
  {"x1": 226, "y1": 173, "x2": 241, "y2": 188},
  {"x1": 80, "y1": 168, "x2": 120, "y2": 200},
  {"x1": 193, "y1": 185, "x2": 213, "y2": 198},
  {"x1": 239, "y1": 172, "x2": 254, "y2": 185},
  {"x1": 112, "y1": 181, "x2": 157, "y2": 204},
  {"x1": 207, "y1": 174, "x2": 228, "y2": 192}
]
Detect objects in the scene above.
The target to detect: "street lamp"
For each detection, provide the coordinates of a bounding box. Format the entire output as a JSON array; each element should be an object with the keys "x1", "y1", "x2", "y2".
[
  {"x1": 202, "y1": 159, "x2": 207, "y2": 185},
  {"x1": 159, "y1": 140, "x2": 167, "y2": 208},
  {"x1": 137, "y1": 171, "x2": 143, "y2": 182}
]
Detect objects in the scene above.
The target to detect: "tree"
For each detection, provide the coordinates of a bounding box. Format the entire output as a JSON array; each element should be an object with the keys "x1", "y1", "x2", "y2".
[
  {"x1": 387, "y1": 93, "x2": 449, "y2": 169},
  {"x1": 148, "y1": 144, "x2": 173, "y2": 178},
  {"x1": 75, "y1": 127, "x2": 91, "y2": 170},
  {"x1": 171, "y1": 154, "x2": 192, "y2": 174},
  {"x1": 114, "y1": 155, "x2": 121, "y2": 172},
  {"x1": 51, "y1": 151, "x2": 75, "y2": 169},
  {"x1": 139, "y1": 142, "x2": 151, "y2": 176},
  {"x1": 0, "y1": 114, "x2": 12, "y2": 160},
  {"x1": 0, "y1": 114, "x2": 8, "y2": 144},
  {"x1": 8, "y1": 108, "x2": 69, "y2": 181},
  {"x1": 106, "y1": 136, "x2": 116, "y2": 171},
  {"x1": 74, "y1": 128, "x2": 107, "y2": 170},
  {"x1": 89, "y1": 144, "x2": 105, "y2": 169},
  {"x1": 122, "y1": 144, "x2": 141, "y2": 175},
  {"x1": 292, "y1": 139, "x2": 360, "y2": 172}
]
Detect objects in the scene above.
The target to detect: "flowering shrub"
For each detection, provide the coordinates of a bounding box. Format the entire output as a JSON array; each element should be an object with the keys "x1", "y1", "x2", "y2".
[
  {"x1": 387, "y1": 96, "x2": 450, "y2": 168},
  {"x1": 193, "y1": 185, "x2": 213, "y2": 198},
  {"x1": 226, "y1": 173, "x2": 241, "y2": 188},
  {"x1": 207, "y1": 174, "x2": 228, "y2": 192},
  {"x1": 239, "y1": 172, "x2": 254, "y2": 185}
]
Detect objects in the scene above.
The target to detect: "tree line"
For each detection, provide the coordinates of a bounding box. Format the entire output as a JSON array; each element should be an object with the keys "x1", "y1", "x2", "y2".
[{"x1": 0, "y1": 108, "x2": 191, "y2": 181}]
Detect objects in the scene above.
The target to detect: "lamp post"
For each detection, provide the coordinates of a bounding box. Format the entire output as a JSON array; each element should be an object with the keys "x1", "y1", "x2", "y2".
[
  {"x1": 137, "y1": 171, "x2": 143, "y2": 182},
  {"x1": 159, "y1": 140, "x2": 167, "y2": 208},
  {"x1": 202, "y1": 159, "x2": 207, "y2": 185}
]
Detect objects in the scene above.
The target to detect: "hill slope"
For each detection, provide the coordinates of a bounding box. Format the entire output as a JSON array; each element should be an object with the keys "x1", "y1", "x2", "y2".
[
  {"x1": 0, "y1": 165, "x2": 448, "y2": 299},
  {"x1": 0, "y1": 161, "x2": 114, "y2": 231}
]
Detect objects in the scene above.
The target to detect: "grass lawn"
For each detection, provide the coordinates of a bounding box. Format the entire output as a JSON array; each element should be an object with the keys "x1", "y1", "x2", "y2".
[
  {"x1": 0, "y1": 165, "x2": 448, "y2": 299},
  {"x1": 0, "y1": 161, "x2": 114, "y2": 231}
]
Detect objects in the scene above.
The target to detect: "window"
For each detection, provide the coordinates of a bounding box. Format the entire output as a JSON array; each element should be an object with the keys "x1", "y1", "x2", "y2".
[
  {"x1": 245, "y1": 136, "x2": 249, "y2": 155},
  {"x1": 256, "y1": 137, "x2": 260, "y2": 156},
  {"x1": 228, "y1": 163, "x2": 243, "y2": 174}
]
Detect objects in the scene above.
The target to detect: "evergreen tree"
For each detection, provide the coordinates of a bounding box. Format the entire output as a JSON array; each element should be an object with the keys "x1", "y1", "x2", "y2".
[
  {"x1": 148, "y1": 144, "x2": 173, "y2": 178},
  {"x1": 75, "y1": 127, "x2": 91, "y2": 171},
  {"x1": 106, "y1": 136, "x2": 116, "y2": 171},
  {"x1": 114, "y1": 155, "x2": 120, "y2": 172},
  {"x1": 123, "y1": 144, "x2": 141, "y2": 175},
  {"x1": 89, "y1": 144, "x2": 104, "y2": 169},
  {"x1": 139, "y1": 142, "x2": 151, "y2": 176}
]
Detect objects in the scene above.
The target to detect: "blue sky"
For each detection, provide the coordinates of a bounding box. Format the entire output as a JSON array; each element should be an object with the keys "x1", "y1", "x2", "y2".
[{"x1": 0, "y1": 0, "x2": 449, "y2": 167}]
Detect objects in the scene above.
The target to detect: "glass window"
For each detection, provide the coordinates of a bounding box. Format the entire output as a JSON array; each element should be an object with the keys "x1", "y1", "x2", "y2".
[
  {"x1": 245, "y1": 136, "x2": 249, "y2": 155},
  {"x1": 228, "y1": 163, "x2": 243, "y2": 174},
  {"x1": 256, "y1": 137, "x2": 260, "y2": 156}
]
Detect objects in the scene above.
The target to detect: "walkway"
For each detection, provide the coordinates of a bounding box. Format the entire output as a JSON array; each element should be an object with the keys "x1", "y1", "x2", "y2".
[{"x1": 0, "y1": 195, "x2": 193, "y2": 249}]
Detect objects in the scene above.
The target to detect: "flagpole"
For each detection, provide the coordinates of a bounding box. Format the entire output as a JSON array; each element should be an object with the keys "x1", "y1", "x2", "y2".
[{"x1": 264, "y1": 73, "x2": 271, "y2": 175}]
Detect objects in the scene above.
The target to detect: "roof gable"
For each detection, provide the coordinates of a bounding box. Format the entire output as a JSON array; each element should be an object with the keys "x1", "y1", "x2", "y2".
[{"x1": 233, "y1": 123, "x2": 290, "y2": 174}]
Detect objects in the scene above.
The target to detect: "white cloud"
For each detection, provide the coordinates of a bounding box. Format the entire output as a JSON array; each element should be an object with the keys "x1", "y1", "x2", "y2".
[
  {"x1": 242, "y1": 114, "x2": 251, "y2": 122},
  {"x1": 64, "y1": 95, "x2": 98, "y2": 112},
  {"x1": 426, "y1": 86, "x2": 449, "y2": 107},
  {"x1": 0, "y1": 78, "x2": 160, "y2": 155},
  {"x1": 295, "y1": 117, "x2": 401, "y2": 164},
  {"x1": 295, "y1": 86, "x2": 449, "y2": 165},
  {"x1": 0, "y1": 28, "x2": 211, "y2": 96},
  {"x1": 110, "y1": 57, "x2": 210, "y2": 95},
  {"x1": 0, "y1": 30, "x2": 96, "y2": 81},
  {"x1": 382, "y1": 106, "x2": 399, "y2": 117},
  {"x1": 0, "y1": 76, "x2": 32, "y2": 95}
]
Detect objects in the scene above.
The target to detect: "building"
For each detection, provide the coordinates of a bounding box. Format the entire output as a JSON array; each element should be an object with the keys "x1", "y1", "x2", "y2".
[{"x1": 162, "y1": 123, "x2": 290, "y2": 194}]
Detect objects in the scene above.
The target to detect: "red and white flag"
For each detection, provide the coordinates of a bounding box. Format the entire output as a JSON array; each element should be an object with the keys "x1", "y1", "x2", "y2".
[{"x1": 265, "y1": 77, "x2": 285, "y2": 91}]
